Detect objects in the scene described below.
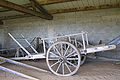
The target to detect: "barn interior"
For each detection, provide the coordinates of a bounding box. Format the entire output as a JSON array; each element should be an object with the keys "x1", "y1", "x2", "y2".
[{"x1": 0, "y1": 0, "x2": 120, "y2": 80}]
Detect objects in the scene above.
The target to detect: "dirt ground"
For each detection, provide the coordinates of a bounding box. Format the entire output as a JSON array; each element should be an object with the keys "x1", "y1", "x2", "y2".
[{"x1": 0, "y1": 59, "x2": 120, "y2": 80}]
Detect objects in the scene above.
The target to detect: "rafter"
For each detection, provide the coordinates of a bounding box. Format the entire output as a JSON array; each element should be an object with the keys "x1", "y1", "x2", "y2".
[{"x1": 0, "y1": 0, "x2": 53, "y2": 20}]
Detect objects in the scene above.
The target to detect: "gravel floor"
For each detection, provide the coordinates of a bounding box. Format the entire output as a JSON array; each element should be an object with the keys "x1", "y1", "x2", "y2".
[{"x1": 0, "y1": 59, "x2": 120, "y2": 80}]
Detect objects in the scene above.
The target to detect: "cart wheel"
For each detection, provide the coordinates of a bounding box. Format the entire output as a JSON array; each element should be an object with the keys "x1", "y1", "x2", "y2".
[
  {"x1": 71, "y1": 40, "x2": 86, "y2": 65},
  {"x1": 46, "y1": 41, "x2": 81, "y2": 76}
]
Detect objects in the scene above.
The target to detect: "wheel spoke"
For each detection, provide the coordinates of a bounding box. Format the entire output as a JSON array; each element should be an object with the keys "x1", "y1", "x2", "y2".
[
  {"x1": 61, "y1": 43, "x2": 63, "y2": 56},
  {"x1": 67, "y1": 58, "x2": 78, "y2": 60},
  {"x1": 62, "y1": 63, "x2": 65, "y2": 75},
  {"x1": 48, "y1": 58, "x2": 59, "y2": 61},
  {"x1": 65, "y1": 63, "x2": 72, "y2": 73},
  {"x1": 56, "y1": 62, "x2": 62, "y2": 72},
  {"x1": 50, "y1": 61, "x2": 60, "y2": 67},
  {"x1": 66, "y1": 50, "x2": 76, "y2": 58},
  {"x1": 67, "y1": 61, "x2": 77, "y2": 68},
  {"x1": 50, "y1": 52, "x2": 59, "y2": 57},
  {"x1": 64, "y1": 45, "x2": 70, "y2": 56},
  {"x1": 53, "y1": 46, "x2": 61, "y2": 56}
]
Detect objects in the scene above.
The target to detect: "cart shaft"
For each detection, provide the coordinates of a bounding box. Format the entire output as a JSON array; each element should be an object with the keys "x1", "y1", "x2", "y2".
[{"x1": 80, "y1": 44, "x2": 116, "y2": 54}]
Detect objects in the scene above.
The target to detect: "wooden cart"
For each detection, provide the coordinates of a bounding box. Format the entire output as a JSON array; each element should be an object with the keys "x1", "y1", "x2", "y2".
[{"x1": 8, "y1": 31, "x2": 116, "y2": 76}]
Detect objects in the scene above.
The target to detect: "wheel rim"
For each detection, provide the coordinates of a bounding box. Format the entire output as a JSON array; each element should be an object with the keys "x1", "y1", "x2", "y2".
[{"x1": 46, "y1": 41, "x2": 81, "y2": 76}]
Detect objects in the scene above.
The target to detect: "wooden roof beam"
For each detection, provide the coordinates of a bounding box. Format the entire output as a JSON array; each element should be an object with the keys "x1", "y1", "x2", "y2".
[
  {"x1": 29, "y1": 0, "x2": 52, "y2": 16},
  {"x1": 36, "y1": 0, "x2": 79, "y2": 5},
  {"x1": 0, "y1": 0, "x2": 53, "y2": 20}
]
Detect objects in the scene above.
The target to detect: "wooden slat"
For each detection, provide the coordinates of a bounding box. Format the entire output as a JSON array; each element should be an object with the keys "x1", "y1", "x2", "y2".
[{"x1": 0, "y1": 0, "x2": 53, "y2": 20}]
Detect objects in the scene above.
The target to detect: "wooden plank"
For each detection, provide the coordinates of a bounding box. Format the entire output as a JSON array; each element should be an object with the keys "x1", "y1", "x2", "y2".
[
  {"x1": 0, "y1": 0, "x2": 53, "y2": 20},
  {"x1": 0, "y1": 66, "x2": 39, "y2": 80},
  {"x1": 0, "y1": 56, "x2": 49, "y2": 73}
]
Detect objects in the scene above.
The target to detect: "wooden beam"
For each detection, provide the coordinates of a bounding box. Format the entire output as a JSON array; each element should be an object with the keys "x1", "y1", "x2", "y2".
[
  {"x1": 0, "y1": 3, "x2": 33, "y2": 12},
  {"x1": 29, "y1": 0, "x2": 52, "y2": 16},
  {"x1": 29, "y1": 0, "x2": 37, "y2": 11},
  {"x1": 36, "y1": 0, "x2": 79, "y2": 5},
  {"x1": 50, "y1": 3, "x2": 120, "y2": 14},
  {"x1": 0, "y1": 0, "x2": 53, "y2": 20},
  {"x1": 23, "y1": 0, "x2": 78, "y2": 8}
]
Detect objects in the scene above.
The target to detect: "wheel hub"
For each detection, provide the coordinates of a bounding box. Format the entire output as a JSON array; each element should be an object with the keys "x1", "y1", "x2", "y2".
[{"x1": 59, "y1": 56, "x2": 67, "y2": 63}]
